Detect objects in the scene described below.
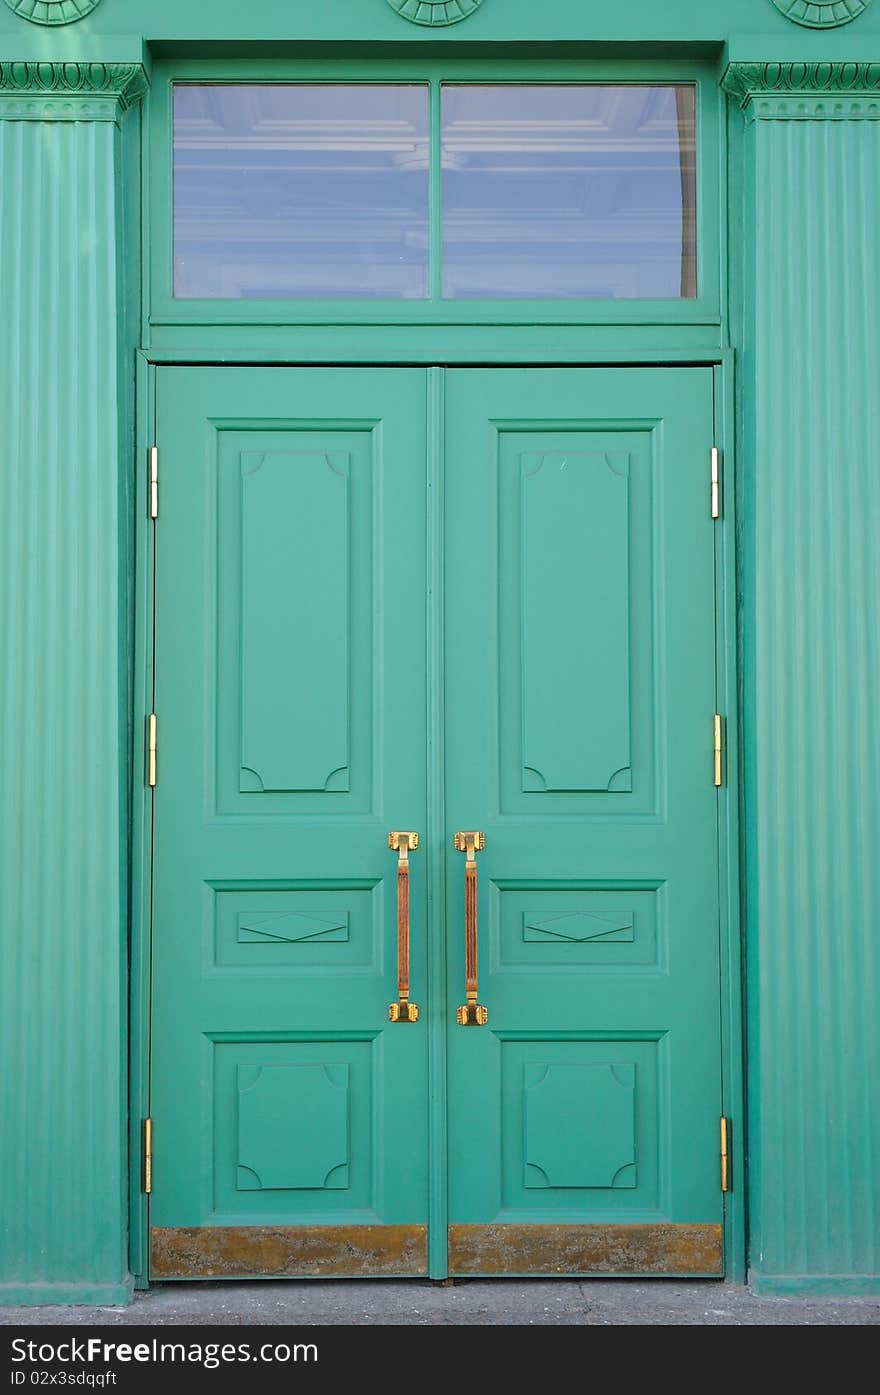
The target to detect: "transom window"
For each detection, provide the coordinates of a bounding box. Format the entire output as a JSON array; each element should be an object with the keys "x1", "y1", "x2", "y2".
[{"x1": 173, "y1": 82, "x2": 697, "y2": 302}]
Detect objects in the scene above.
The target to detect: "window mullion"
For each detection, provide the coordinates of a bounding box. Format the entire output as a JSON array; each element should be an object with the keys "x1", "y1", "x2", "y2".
[{"x1": 429, "y1": 78, "x2": 443, "y2": 302}]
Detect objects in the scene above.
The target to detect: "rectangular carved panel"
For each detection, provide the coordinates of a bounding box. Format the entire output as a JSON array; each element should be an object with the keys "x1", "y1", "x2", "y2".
[
  {"x1": 237, "y1": 1064, "x2": 349, "y2": 1192},
  {"x1": 240, "y1": 450, "x2": 350, "y2": 793},
  {"x1": 499, "y1": 1035, "x2": 660, "y2": 1213},
  {"x1": 447, "y1": 1223, "x2": 722, "y2": 1276},
  {"x1": 520, "y1": 450, "x2": 631, "y2": 792},
  {"x1": 212, "y1": 1038, "x2": 374, "y2": 1217},
  {"x1": 524, "y1": 1062, "x2": 636, "y2": 1189},
  {"x1": 152, "y1": 1225, "x2": 427, "y2": 1278}
]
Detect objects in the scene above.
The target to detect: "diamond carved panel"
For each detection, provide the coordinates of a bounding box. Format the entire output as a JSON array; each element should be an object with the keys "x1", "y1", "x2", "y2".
[
  {"x1": 237, "y1": 911, "x2": 349, "y2": 945},
  {"x1": 522, "y1": 910, "x2": 634, "y2": 944}
]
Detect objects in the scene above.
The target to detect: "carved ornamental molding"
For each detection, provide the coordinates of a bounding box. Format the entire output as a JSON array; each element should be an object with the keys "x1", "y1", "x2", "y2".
[
  {"x1": 723, "y1": 61, "x2": 880, "y2": 119},
  {"x1": 386, "y1": 0, "x2": 482, "y2": 25},
  {"x1": 769, "y1": 0, "x2": 869, "y2": 28},
  {"x1": 0, "y1": 61, "x2": 149, "y2": 120},
  {"x1": 4, "y1": 0, "x2": 102, "y2": 23}
]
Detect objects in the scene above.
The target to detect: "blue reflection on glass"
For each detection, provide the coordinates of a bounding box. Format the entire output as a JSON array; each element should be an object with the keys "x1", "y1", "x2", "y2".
[
  {"x1": 173, "y1": 84, "x2": 430, "y2": 299},
  {"x1": 441, "y1": 85, "x2": 696, "y2": 300}
]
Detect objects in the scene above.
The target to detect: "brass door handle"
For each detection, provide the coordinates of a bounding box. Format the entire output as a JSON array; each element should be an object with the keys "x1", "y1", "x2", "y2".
[
  {"x1": 388, "y1": 832, "x2": 419, "y2": 1022},
  {"x1": 455, "y1": 831, "x2": 488, "y2": 1026}
]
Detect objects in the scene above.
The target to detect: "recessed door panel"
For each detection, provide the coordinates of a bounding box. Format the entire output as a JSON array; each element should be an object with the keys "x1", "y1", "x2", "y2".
[
  {"x1": 518, "y1": 444, "x2": 632, "y2": 793},
  {"x1": 498, "y1": 426, "x2": 660, "y2": 816},
  {"x1": 212, "y1": 1041, "x2": 375, "y2": 1216},
  {"x1": 504, "y1": 1038, "x2": 660, "y2": 1211},
  {"x1": 238, "y1": 446, "x2": 353, "y2": 794},
  {"x1": 215, "y1": 428, "x2": 376, "y2": 816}
]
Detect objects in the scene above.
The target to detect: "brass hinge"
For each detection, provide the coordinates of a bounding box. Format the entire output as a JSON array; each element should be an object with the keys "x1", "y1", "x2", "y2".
[
  {"x1": 143, "y1": 1118, "x2": 153, "y2": 1195},
  {"x1": 720, "y1": 1116, "x2": 730, "y2": 1192},
  {"x1": 146, "y1": 713, "x2": 157, "y2": 788},
  {"x1": 710, "y1": 447, "x2": 721, "y2": 520},
  {"x1": 713, "y1": 713, "x2": 723, "y2": 787},
  {"x1": 149, "y1": 446, "x2": 159, "y2": 520}
]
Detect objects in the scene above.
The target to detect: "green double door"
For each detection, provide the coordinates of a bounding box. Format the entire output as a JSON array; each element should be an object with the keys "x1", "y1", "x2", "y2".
[{"x1": 149, "y1": 366, "x2": 724, "y2": 1280}]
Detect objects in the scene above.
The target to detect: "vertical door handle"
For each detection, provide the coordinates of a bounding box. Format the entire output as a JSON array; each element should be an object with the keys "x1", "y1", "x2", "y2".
[
  {"x1": 388, "y1": 831, "x2": 419, "y2": 1023},
  {"x1": 455, "y1": 831, "x2": 488, "y2": 1026}
]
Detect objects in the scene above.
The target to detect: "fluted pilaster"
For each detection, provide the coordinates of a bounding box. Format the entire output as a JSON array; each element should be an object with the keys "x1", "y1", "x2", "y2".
[
  {"x1": 0, "y1": 60, "x2": 147, "y2": 1303},
  {"x1": 727, "y1": 61, "x2": 880, "y2": 1293}
]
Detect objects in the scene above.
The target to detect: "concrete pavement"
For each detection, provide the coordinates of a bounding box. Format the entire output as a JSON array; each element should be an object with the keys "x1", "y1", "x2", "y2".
[{"x1": 1, "y1": 1280, "x2": 878, "y2": 1326}]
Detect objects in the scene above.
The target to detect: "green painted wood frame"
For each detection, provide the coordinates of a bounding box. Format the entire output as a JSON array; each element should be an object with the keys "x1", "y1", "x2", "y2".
[
  {"x1": 130, "y1": 354, "x2": 157, "y2": 1290},
  {"x1": 143, "y1": 54, "x2": 725, "y2": 360},
  {"x1": 128, "y1": 50, "x2": 743, "y2": 1286},
  {"x1": 128, "y1": 351, "x2": 744, "y2": 1284}
]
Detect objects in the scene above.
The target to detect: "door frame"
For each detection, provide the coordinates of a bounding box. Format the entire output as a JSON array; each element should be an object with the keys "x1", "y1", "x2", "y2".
[{"x1": 128, "y1": 351, "x2": 744, "y2": 1285}]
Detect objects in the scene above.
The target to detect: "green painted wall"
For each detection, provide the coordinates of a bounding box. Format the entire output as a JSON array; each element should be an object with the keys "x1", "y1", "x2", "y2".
[
  {"x1": 3, "y1": 0, "x2": 880, "y2": 43},
  {"x1": 0, "y1": 0, "x2": 878, "y2": 1301}
]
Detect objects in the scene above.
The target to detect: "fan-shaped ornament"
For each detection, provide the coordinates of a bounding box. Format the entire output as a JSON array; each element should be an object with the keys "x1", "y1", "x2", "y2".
[
  {"x1": 770, "y1": 0, "x2": 870, "y2": 26},
  {"x1": 386, "y1": 0, "x2": 482, "y2": 26},
  {"x1": 4, "y1": 0, "x2": 102, "y2": 22}
]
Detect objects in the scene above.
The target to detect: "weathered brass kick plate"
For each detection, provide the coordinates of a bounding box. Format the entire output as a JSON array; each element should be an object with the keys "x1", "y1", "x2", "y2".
[
  {"x1": 447, "y1": 1223, "x2": 723, "y2": 1276},
  {"x1": 151, "y1": 1225, "x2": 427, "y2": 1279}
]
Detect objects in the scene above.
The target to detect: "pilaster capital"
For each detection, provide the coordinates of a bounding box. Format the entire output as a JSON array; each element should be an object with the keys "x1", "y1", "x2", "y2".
[
  {"x1": 0, "y1": 59, "x2": 149, "y2": 121},
  {"x1": 722, "y1": 61, "x2": 880, "y2": 120}
]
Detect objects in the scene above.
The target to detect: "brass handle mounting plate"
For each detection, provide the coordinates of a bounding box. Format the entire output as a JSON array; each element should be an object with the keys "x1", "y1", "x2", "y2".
[
  {"x1": 388, "y1": 831, "x2": 419, "y2": 1023},
  {"x1": 454, "y1": 831, "x2": 488, "y2": 1026}
]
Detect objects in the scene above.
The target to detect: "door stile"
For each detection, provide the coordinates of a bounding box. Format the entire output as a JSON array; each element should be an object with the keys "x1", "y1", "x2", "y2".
[
  {"x1": 425, "y1": 367, "x2": 449, "y2": 1278},
  {"x1": 130, "y1": 353, "x2": 158, "y2": 1284},
  {"x1": 712, "y1": 357, "x2": 746, "y2": 1281}
]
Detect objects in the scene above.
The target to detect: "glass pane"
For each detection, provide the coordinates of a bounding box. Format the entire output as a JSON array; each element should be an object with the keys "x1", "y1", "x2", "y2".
[
  {"x1": 173, "y1": 84, "x2": 430, "y2": 299},
  {"x1": 441, "y1": 85, "x2": 696, "y2": 300}
]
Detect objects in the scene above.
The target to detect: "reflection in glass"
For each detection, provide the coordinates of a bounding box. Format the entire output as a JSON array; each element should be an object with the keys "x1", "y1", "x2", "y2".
[
  {"x1": 441, "y1": 85, "x2": 697, "y2": 300},
  {"x1": 173, "y1": 84, "x2": 430, "y2": 299}
]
